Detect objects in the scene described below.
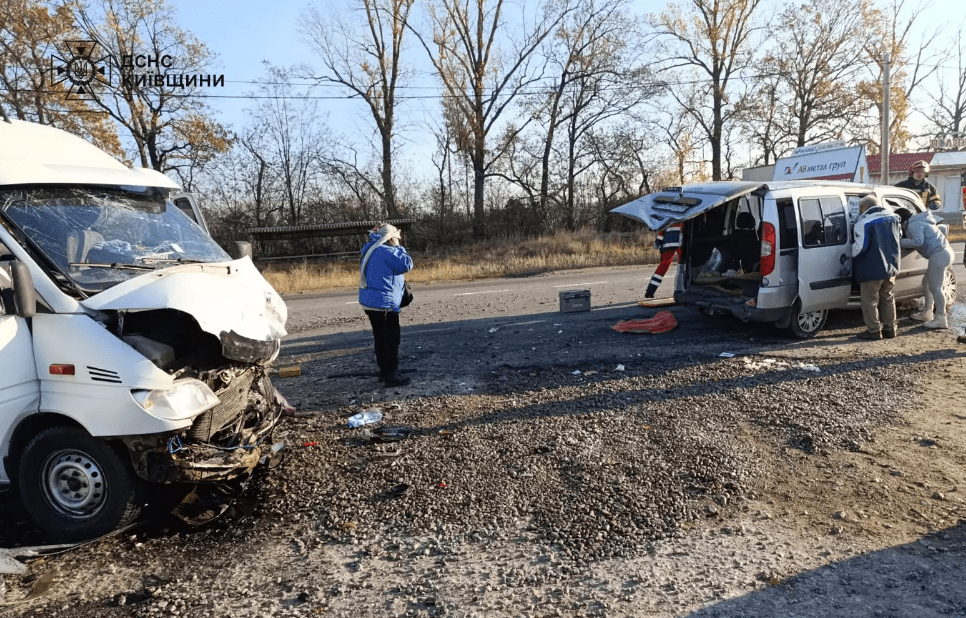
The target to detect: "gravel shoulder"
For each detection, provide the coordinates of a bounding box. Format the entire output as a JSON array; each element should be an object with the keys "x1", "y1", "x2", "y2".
[{"x1": 2, "y1": 269, "x2": 965, "y2": 617}]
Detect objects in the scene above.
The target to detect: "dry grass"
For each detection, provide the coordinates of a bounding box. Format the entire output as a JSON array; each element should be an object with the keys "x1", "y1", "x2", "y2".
[
  {"x1": 262, "y1": 229, "x2": 658, "y2": 294},
  {"x1": 262, "y1": 224, "x2": 966, "y2": 295}
]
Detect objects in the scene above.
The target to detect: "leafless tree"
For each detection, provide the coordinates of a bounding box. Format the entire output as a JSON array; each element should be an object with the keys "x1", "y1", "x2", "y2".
[
  {"x1": 649, "y1": 0, "x2": 764, "y2": 181},
  {"x1": 301, "y1": 0, "x2": 415, "y2": 219},
  {"x1": 543, "y1": 0, "x2": 655, "y2": 230},
  {"x1": 412, "y1": 0, "x2": 573, "y2": 238},
  {"x1": 247, "y1": 66, "x2": 330, "y2": 226},
  {"x1": 764, "y1": 0, "x2": 868, "y2": 150},
  {"x1": 855, "y1": 0, "x2": 947, "y2": 153},
  {"x1": 738, "y1": 70, "x2": 785, "y2": 166},
  {"x1": 925, "y1": 25, "x2": 966, "y2": 141},
  {"x1": 523, "y1": 0, "x2": 650, "y2": 229}
]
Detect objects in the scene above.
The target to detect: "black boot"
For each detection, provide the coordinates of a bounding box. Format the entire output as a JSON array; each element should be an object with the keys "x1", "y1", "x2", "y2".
[
  {"x1": 644, "y1": 283, "x2": 658, "y2": 299},
  {"x1": 381, "y1": 372, "x2": 410, "y2": 387}
]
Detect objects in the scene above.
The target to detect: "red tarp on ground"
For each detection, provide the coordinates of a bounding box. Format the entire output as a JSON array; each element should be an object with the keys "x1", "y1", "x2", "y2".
[{"x1": 612, "y1": 310, "x2": 678, "y2": 334}]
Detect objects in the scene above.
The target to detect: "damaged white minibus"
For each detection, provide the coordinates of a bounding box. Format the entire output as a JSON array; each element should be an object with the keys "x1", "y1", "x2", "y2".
[
  {"x1": 0, "y1": 117, "x2": 288, "y2": 540},
  {"x1": 613, "y1": 181, "x2": 956, "y2": 338}
]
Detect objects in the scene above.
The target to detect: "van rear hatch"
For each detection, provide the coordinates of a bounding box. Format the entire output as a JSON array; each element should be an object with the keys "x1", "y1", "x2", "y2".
[{"x1": 611, "y1": 182, "x2": 766, "y2": 230}]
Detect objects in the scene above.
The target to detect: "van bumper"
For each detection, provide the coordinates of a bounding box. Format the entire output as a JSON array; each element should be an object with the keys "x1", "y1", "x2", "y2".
[{"x1": 676, "y1": 290, "x2": 787, "y2": 322}]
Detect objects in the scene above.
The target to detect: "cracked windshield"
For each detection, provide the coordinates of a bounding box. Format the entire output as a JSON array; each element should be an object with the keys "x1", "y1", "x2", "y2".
[{"x1": 1, "y1": 187, "x2": 230, "y2": 292}]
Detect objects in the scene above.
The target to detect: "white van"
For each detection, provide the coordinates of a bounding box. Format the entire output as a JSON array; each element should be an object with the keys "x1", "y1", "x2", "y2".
[
  {"x1": 612, "y1": 181, "x2": 956, "y2": 338},
  {"x1": 0, "y1": 118, "x2": 288, "y2": 540}
]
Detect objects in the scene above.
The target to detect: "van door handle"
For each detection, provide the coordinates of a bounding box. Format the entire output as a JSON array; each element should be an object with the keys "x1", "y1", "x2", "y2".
[{"x1": 839, "y1": 254, "x2": 848, "y2": 264}]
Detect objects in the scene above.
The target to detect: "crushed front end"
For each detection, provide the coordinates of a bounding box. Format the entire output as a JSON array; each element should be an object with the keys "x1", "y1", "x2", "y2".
[{"x1": 122, "y1": 366, "x2": 283, "y2": 484}]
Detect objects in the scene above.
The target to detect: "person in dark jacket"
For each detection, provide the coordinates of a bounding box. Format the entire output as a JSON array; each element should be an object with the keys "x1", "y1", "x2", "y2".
[
  {"x1": 851, "y1": 195, "x2": 902, "y2": 340},
  {"x1": 895, "y1": 160, "x2": 941, "y2": 210},
  {"x1": 359, "y1": 223, "x2": 414, "y2": 386},
  {"x1": 644, "y1": 222, "x2": 682, "y2": 299}
]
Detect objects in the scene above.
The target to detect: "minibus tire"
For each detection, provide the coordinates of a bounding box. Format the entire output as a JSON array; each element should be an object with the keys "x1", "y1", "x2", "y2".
[
  {"x1": 18, "y1": 427, "x2": 142, "y2": 541},
  {"x1": 787, "y1": 300, "x2": 827, "y2": 339}
]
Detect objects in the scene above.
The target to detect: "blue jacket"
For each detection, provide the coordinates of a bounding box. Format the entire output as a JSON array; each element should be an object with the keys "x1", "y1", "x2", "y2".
[
  {"x1": 359, "y1": 232, "x2": 414, "y2": 311},
  {"x1": 900, "y1": 209, "x2": 948, "y2": 259},
  {"x1": 851, "y1": 206, "x2": 901, "y2": 282}
]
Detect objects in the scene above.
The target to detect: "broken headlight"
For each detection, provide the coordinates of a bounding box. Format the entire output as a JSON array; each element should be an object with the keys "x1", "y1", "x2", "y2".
[
  {"x1": 219, "y1": 329, "x2": 280, "y2": 363},
  {"x1": 132, "y1": 378, "x2": 220, "y2": 421}
]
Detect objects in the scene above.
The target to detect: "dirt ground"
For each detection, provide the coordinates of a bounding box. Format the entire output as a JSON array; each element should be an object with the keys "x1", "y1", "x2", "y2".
[{"x1": 1, "y1": 274, "x2": 966, "y2": 617}]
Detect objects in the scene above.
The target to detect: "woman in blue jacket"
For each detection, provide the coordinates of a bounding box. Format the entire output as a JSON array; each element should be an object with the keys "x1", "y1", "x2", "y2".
[{"x1": 359, "y1": 224, "x2": 414, "y2": 386}]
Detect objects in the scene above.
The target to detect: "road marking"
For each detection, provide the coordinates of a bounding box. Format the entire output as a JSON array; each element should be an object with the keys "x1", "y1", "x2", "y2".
[
  {"x1": 553, "y1": 281, "x2": 608, "y2": 288},
  {"x1": 454, "y1": 289, "x2": 510, "y2": 296}
]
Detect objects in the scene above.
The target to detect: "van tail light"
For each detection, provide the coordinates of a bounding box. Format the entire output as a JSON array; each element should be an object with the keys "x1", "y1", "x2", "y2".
[{"x1": 760, "y1": 222, "x2": 776, "y2": 277}]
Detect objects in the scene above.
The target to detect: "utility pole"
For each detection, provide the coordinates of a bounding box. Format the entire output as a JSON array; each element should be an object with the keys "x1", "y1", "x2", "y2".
[{"x1": 881, "y1": 53, "x2": 890, "y2": 184}]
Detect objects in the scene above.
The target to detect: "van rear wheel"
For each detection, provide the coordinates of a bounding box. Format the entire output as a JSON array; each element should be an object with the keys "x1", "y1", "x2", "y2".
[{"x1": 787, "y1": 301, "x2": 827, "y2": 339}]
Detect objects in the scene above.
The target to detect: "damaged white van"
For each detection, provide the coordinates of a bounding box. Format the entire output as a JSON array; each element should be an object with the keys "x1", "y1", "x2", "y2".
[
  {"x1": 613, "y1": 181, "x2": 956, "y2": 338},
  {"x1": 0, "y1": 117, "x2": 287, "y2": 540}
]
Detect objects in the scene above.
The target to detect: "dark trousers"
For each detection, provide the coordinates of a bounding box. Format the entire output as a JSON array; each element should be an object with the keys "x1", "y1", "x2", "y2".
[{"x1": 365, "y1": 310, "x2": 401, "y2": 377}]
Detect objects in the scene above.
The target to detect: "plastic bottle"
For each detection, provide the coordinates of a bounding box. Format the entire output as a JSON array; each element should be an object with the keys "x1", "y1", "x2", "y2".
[{"x1": 347, "y1": 409, "x2": 383, "y2": 428}]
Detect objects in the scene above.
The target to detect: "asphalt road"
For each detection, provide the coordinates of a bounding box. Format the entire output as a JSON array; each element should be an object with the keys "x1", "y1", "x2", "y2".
[{"x1": 281, "y1": 242, "x2": 966, "y2": 352}]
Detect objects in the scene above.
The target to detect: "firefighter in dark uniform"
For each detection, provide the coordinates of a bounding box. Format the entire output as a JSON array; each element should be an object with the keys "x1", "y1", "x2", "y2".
[{"x1": 895, "y1": 160, "x2": 941, "y2": 210}]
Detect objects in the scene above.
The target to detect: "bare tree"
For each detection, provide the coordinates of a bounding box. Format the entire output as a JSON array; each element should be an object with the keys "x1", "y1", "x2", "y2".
[
  {"x1": 538, "y1": 0, "x2": 655, "y2": 230},
  {"x1": 765, "y1": 0, "x2": 868, "y2": 149},
  {"x1": 738, "y1": 70, "x2": 785, "y2": 166},
  {"x1": 649, "y1": 0, "x2": 764, "y2": 180},
  {"x1": 651, "y1": 100, "x2": 706, "y2": 184},
  {"x1": 926, "y1": 25, "x2": 966, "y2": 140},
  {"x1": 855, "y1": 0, "x2": 946, "y2": 153},
  {"x1": 413, "y1": 0, "x2": 573, "y2": 238},
  {"x1": 248, "y1": 66, "x2": 330, "y2": 226},
  {"x1": 301, "y1": 0, "x2": 415, "y2": 219},
  {"x1": 74, "y1": 0, "x2": 231, "y2": 176}
]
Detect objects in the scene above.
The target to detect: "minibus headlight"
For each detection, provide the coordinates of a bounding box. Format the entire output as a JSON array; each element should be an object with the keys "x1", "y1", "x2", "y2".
[{"x1": 132, "y1": 379, "x2": 220, "y2": 421}]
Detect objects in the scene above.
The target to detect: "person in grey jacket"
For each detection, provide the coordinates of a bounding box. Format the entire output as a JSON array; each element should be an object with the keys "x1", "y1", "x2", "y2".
[
  {"x1": 901, "y1": 208, "x2": 955, "y2": 329},
  {"x1": 851, "y1": 195, "x2": 902, "y2": 339}
]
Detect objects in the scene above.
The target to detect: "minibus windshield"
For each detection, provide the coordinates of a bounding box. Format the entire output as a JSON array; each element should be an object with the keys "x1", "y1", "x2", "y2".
[{"x1": 1, "y1": 186, "x2": 230, "y2": 293}]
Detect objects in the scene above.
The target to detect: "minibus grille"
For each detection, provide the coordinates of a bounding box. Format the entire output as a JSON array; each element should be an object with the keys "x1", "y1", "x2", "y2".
[{"x1": 188, "y1": 370, "x2": 256, "y2": 441}]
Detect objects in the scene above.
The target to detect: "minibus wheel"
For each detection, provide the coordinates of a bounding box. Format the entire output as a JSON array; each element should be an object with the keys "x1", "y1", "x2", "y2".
[
  {"x1": 787, "y1": 300, "x2": 827, "y2": 339},
  {"x1": 18, "y1": 427, "x2": 142, "y2": 541}
]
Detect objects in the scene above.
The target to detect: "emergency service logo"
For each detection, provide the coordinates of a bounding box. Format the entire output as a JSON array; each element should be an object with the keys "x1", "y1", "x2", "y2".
[{"x1": 49, "y1": 40, "x2": 112, "y2": 102}]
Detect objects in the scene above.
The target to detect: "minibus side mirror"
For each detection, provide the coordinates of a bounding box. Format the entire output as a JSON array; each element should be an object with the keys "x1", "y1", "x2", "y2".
[{"x1": 11, "y1": 262, "x2": 36, "y2": 318}]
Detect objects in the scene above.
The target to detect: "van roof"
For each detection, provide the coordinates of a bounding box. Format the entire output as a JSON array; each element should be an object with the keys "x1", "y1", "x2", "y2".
[
  {"x1": 612, "y1": 180, "x2": 884, "y2": 230},
  {"x1": 0, "y1": 119, "x2": 179, "y2": 190}
]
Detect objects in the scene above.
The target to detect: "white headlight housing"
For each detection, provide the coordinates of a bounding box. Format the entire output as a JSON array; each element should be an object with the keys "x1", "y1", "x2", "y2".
[{"x1": 132, "y1": 378, "x2": 220, "y2": 421}]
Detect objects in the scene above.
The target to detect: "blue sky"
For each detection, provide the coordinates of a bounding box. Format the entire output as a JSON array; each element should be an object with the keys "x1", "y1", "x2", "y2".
[{"x1": 173, "y1": 0, "x2": 966, "y2": 157}]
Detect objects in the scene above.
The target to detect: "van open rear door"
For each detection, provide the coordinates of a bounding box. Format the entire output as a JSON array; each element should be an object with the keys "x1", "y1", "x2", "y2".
[{"x1": 611, "y1": 182, "x2": 767, "y2": 230}]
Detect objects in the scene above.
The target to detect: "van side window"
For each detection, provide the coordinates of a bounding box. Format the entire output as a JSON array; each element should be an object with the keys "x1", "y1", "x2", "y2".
[
  {"x1": 800, "y1": 197, "x2": 847, "y2": 248},
  {"x1": 777, "y1": 199, "x2": 797, "y2": 250},
  {"x1": 883, "y1": 195, "x2": 920, "y2": 214}
]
